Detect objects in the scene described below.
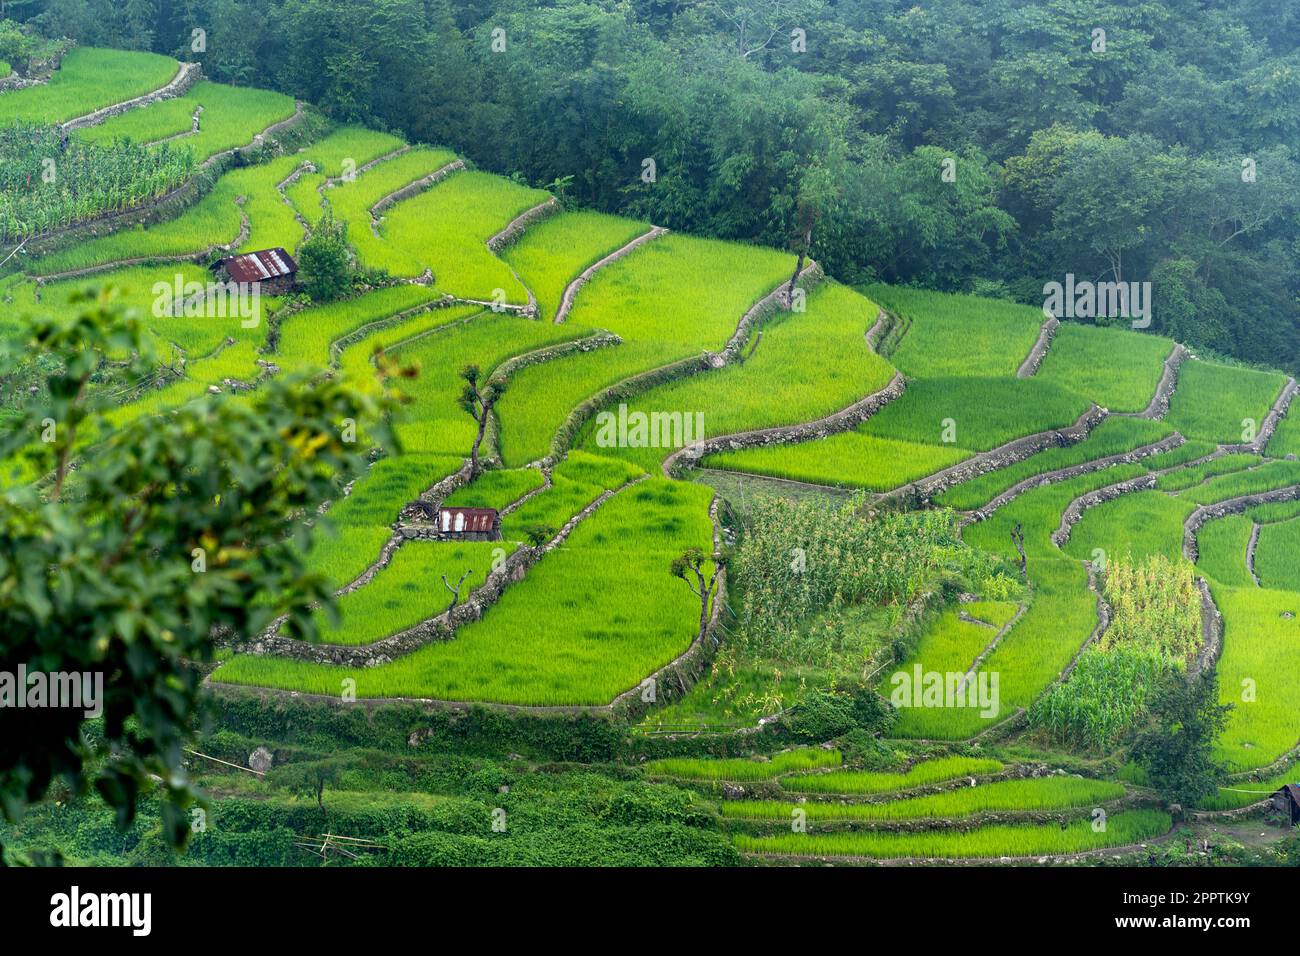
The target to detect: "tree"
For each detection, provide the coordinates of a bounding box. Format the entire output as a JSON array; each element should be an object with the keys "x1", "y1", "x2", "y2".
[
  {"x1": 441, "y1": 569, "x2": 472, "y2": 613},
  {"x1": 457, "y1": 364, "x2": 504, "y2": 478},
  {"x1": 297, "y1": 213, "x2": 353, "y2": 301},
  {"x1": 1130, "y1": 669, "x2": 1233, "y2": 808},
  {"x1": 670, "y1": 547, "x2": 723, "y2": 636},
  {"x1": 274, "y1": 758, "x2": 344, "y2": 815},
  {"x1": 522, "y1": 523, "x2": 555, "y2": 548},
  {"x1": 0, "y1": 290, "x2": 397, "y2": 859}
]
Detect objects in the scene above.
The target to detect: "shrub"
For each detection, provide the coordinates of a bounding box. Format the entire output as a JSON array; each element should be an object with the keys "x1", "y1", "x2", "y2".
[{"x1": 298, "y1": 213, "x2": 354, "y2": 300}]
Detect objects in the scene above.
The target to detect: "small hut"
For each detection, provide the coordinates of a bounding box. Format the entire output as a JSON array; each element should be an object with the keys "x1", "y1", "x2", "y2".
[
  {"x1": 436, "y1": 506, "x2": 500, "y2": 542},
  {"x1": 211, "y1": 248, "x2": 298, "y2": 294},
  {"x1": 1271, "y1": 784, "x2": 1300, "y2": 826}
]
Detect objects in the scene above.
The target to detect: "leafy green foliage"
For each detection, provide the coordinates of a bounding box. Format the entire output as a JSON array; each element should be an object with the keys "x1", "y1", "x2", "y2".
[
  {"x1": 1130, "y1": 670, "x2": 1233, "y2": 807},
  {"x1": 297, "y1": 212, "x2": 354, "y2": 301},
  {"x1": 0, "y1": 291, "x2": 397, "y2": 852}
]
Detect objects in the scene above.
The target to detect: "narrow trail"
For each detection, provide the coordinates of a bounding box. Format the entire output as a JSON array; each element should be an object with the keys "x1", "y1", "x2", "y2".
[
  {"x1": 1016, "y1": 316, "x2": 1059, "y2": 378},
  {"x1": 553, "y1": 226, "x2": 668, "y2": 324}
]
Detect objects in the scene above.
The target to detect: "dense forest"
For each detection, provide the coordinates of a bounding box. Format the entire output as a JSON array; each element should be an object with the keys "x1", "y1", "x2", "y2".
[{"x1": 9, "y1": 0, "x2": 1300, "y2": 368}]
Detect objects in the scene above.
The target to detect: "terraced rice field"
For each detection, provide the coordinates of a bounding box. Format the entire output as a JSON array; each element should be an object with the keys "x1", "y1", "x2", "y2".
[
  {"x1": 722, "y1": 776, "x2": 1124, "y2": 821},
  {"x1": 0, "y1": 47, "x2": 179, "y2": 125},
  {"x1": 779, "y1": 756, "x2": 1005, "y2": 794},
  {"x1": 733, "y1": 809, "x2": 1170, "y2": 859},
  {"x1": 644, "y1": 748, "x2": 842, "y2": 781},
  {"x1": 1165, "y1": 360, "x2": 1288, "y2": 444},
  {"x1": 8, "y1": 48, "x2": 1299, "y2": 845},
  {"x1": 78, "y1": 82, "x2": 297, "y2": 163}
]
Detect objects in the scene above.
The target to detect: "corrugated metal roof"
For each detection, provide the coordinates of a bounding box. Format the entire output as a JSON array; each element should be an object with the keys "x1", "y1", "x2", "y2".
[
  {"x1": 219, "y1": 248, "x2": 297, "y2": 283},
  {"x1": 437, "y1": 507, "x2": 498, "y2": 534}
]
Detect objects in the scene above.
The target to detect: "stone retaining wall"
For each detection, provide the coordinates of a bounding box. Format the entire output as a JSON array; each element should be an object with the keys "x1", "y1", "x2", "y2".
[
  {"x1": 488, "y1": 332, "x2": 621, "y2": 387},
  {"x1": 882, "y1": 405, "x2": 1108, "y2": 507},
  {"x1": 230, "y1": 478, "x2": 642, "y2": 666},
  {"x1": 1051, "y1": 473, "x2": 1159, "y2": 548},
  {"x1": 1192, "y1": 577, "x2": 1223, "y2": 676},
  {"x1": 664, "y1": 372, "x2": 906, "y2": 478},
  {"x1": 1182, "y1": 484, "x2": 1300, "y2": 561},
  {"x1": 62, "y1": 61, "x2": 203, "y2": 130},
  {"x1": 964, "y1": 432, "x2": 1184, "y2": 524},
  {"x1": 371, "y1": 160, "x2": 464, "y2": 227},
  {"x1": 1123, "y1": 343, "x2": 1188, "y2": 420},
  {"x1": 1220, "y1": 376, "x2": 1299, "y2": 454},
  {"x1": 1016, "y1": 316, "x2": 1059, "y2": 378},
  {"x1": 719, "y1": 261, "x2": 823, "y2": 363},
  {"x1": 553, "y1": 226, "x2": 667, "y2": 324},
  {"x1": 486, "y1": 197, "x2": 561, "y2": 252}
]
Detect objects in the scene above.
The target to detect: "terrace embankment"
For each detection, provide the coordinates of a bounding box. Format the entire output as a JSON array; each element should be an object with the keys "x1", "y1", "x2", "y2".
[
  {"x1": 229, "y1": 476, "x2": 647, "y2": 667},
  {"x1": 20, "y1": 102, "x2": 303, "y2": 264},
  {"x1": 553, "y1": 226, "x2": 669, "y2": 324},
  {"x1": 1221, "y1": 376, "x2": 1299, "y2": 453},
  {"x1": 1245, "y1": 521, "x2": 1263, "y2": 585},
  {"x1": 663, "y1": 371, "x2": 907, "y2": 478},
  {"x1": 369, "y1": 159, "x2": 466, "y2": 236},
  {"x1": 961, "y1": 432, "x2": 1184, "y2": 524},
  {"x1": 60, "y1": 60, "x2": 203, "y2": 130},
  {"x1": 878, "y1": 404, "x2": 1108, "y2": 507},
  {"x1": 1182, "y1": 484, "x2": 1300, "y2": 561},
  {"x1": 1050, "y1": 473, "x2": 1159, "y2": 548},
  {"x1": 1115, "y1": 343, "x2": 1188, "y2": 420},
  {"x1": 1015, "y1": 316, "x2": 1059, "y2": 378},
  {"x1": 543, "y1": 262, "x2": 824, "y2": 467}
]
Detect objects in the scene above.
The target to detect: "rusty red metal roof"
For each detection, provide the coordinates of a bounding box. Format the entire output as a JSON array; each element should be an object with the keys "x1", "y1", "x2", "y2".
[
  {"x1": 437, "y1": 506, "x2": 498, "y2": 534},
  {"x1": 219, "y1": 248, "x2": 297, "y2": 283}
]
